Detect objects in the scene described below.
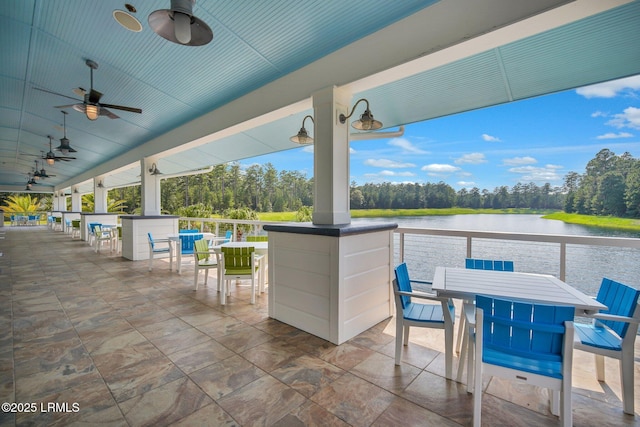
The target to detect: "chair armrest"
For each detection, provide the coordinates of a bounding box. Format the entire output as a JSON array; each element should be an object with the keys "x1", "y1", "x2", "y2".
[
  {"x1": 153, "y1": 238, "x2": 171, "y2": 244},
  {"x1": 463, "y1": 302, "x2": 476, "y2": 326},
  {"x1": 410, "y1": 279, "x2": 433, "y2": 286},
  {"x1": 193, "y1": 251, "x2": 211, "y2": 256},
  {"x1": 395, "y1": 289, "x2": 448, "y2": 302},
  {"x1": 588, "y1": 313, "x2": 639, "y2": 324}
]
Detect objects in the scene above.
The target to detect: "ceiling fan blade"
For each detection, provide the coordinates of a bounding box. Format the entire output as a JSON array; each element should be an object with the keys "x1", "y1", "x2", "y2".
[
  {"x1": 55, "y1": 104, "x2": 80, "y2": 109},
  {"x1": 99, "y1": 107, "x2": 120, "y2": 119},
  {"x1": 100, "y1": 103, "x2": 142, "y2": 114},
  {"x1": 33, "y1": 87, "x2": 81, "y2": 102},
  {"x1": 88, "y1": 89, "x2": 103, "y2": 104}
]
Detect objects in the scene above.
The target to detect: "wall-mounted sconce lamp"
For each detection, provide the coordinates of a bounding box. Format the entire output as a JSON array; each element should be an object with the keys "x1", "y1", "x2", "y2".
[
  {"x1": 290, "y1": 115, "x2": 315, "y2": 144},
  {"x1": 97, "y1": 181, "x2": 104, "y2": 188},
  {"x1": 149, "y1": 163, "x2": 163, "y2": 175},
  {"x1": 73, "y1": 188, "x2": 79, "y2": 194},
  {"x1": 339, "y1": 98, "x2": 383, "y2": 131}
]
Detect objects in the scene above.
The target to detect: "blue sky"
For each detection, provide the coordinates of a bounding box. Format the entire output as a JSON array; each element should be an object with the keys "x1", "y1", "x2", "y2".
[{"x1": 243, "y1": 75, "x2": 640, "y2": 191}]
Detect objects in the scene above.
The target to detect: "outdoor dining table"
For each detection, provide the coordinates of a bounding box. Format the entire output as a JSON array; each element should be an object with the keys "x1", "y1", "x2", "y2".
[
  {"x1": 431, "y1": 267, "x2": 606, "y2": 315},
  {"x1": 431, "y1": 266, "x2": 607, "y2": 386}
]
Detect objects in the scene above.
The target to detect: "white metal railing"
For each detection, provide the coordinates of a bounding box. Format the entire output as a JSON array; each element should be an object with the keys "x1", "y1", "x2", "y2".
[
  {"x1": 395, "y1": 227, "x2": 640, "y2": 282},
  {"x1": 176, "y1": 218, "x2": 640, "y2": 286},
  {"x1": 179, "y1": 217, "x2": 279, "y2": 241}
]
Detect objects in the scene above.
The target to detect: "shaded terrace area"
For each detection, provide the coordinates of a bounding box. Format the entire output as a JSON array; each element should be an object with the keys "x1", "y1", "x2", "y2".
[{"x1": 0, "y1": 226, "x2": 637, "y2": 426}]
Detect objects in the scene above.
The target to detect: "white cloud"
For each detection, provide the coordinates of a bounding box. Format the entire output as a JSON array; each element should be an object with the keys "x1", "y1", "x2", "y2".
[
  {"x1": 379, "y1": 170, "x2": 416, "y2": 177},
  {"x1": 576, "y1": 75, "x2": 640, "y2": 98},
  {"x1": 482, "y1": 134, "x2": 501, "y2": 142},
  {"x1": 388, "y1": 137, "x2": 428, "y2": 154},
  {"x1": 502, "y1": 156, "x2": 537, "y2": 166},
  {"x1": 606, "y1": 107, "x2": 640, "y2": 130},
  {"x1": 591, "y1": 111, "x2": 608, "y2": 118},
  {"x1": 455, "y1": 153, "x2": 487, "y2": 164},
  {"x1": 364, "y1": 158, "x2": 416, "y2": 168},
  {"x1": 421, "y1": 164, "x2": 460, "y2": 174},
  {"x1": 457, "y1": 181, "x2": 477, "y2": 187},
  {"x1": 596, "y1": 132, "x2": 634, "y2": 140},
  {"x1": 508, "y1": 164, "x2": 563, "y2": 183},
  {"x1": 364, "y1": 171, "x2": 416, "y2": 179}
]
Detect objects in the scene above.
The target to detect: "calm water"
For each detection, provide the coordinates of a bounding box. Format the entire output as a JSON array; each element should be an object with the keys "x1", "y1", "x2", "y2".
[{"x1": 353, "y1": 214, "x2": 640, "y2": 296}]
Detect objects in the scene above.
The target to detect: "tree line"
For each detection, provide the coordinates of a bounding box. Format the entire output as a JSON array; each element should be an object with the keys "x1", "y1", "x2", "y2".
[
  {"x1": 563, "y1": 149, "x2": 640, "y2": 217},
  {"x1": 6, "y1": 148, "x2": 638, "y2": 218},
  {"x1": 109, "y1": 149, "x2": 640, "y2": 217}
]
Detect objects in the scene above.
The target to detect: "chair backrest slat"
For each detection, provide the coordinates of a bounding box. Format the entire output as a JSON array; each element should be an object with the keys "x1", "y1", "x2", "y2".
[
  {"x1": 180, "y1": 234, "x2": 203, "y2": 252},
  {"x1": 222, "y1": 246, "x2": 255, "y2": 269},
  {"x1": 466, "y1": 258, "x2": 514, "y2": 272},
  {"x1": 596, "y1": 278, "x2": 640, "y2": 337},
  {"x1": 147, "y1": 232, "x2": 155, "y2": 249},
  {"x1": 394, "y1": 263, "x2": 413, "y2": 309},
  {"x1": 477, "y1": 295, "x2": 574, "y2": 362},
  {"x1": 194, "y1": 239, "x2": 209, "y2": 261}
]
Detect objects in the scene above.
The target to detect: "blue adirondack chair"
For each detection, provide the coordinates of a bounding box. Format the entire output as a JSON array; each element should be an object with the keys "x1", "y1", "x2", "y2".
[
  {"x1": 393, "y1": 263, "x2": 455, "y2": 379},
  {"x1": 465, "y1": 258, "x2": 514, "y2": 272},
  {"x1": 473, "y1": 296, "x2": 575, "y2": 427},
  {"x1": 177, "y1": 233, "x2": 204, "y2": 274},
  {"x1": 574, "y1": 278, "x2": 640, "y2": 415}
]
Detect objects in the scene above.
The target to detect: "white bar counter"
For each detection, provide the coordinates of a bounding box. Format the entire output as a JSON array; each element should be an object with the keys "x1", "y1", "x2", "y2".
[{"x1": 264, "y1": 222, "x2": 397, "y2": 345}]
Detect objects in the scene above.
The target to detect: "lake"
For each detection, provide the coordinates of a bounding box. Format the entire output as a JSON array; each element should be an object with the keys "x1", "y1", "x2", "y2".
[{"x1": 353, "y1": 214, "x2": 640, "y2": 296}]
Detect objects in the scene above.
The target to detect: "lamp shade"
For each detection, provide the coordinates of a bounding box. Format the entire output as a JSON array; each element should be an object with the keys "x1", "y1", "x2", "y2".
[
  {"x1": 148, "y1": 0, "x2": 213, "y2": 46},
  {"x1": 290, "y1": 115, "x2": 314, "y2": 144},
  {"x1": 85, "y1": 104, "x2": 100, "y2": 121}
]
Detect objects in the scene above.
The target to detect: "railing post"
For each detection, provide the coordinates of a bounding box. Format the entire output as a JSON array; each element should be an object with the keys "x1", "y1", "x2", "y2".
[
  {"x1": 399, "y1": 232, "x2": 405, "y2": 263},
  {"x1": 466, "y1": 236, "x2": 472, "y2": 258},
  {"x1": 560, "y1": 242, "x2": 566, "y2": 282}
]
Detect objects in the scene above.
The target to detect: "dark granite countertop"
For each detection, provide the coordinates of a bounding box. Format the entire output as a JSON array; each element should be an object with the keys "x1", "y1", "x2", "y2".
[{"x1": 264, "y1": 221, "x2": 397, "y2": 237}]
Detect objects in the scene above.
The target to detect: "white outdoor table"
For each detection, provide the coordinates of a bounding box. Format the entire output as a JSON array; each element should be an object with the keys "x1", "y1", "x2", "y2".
[{"x1": 432, "y1": 267, "x2": 606, "y2": 314}]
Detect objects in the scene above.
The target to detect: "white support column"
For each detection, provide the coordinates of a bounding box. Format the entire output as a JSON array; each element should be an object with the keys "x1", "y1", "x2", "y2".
[
  {"x1": 53, "y1": 192, "x2": 61, "y2": 211},
  {"x1": 141, "y1": 158, "x2": 162, "y2": 216},
  {"x1": 312, "y1": 86, "x2": 351, "y2": 225},
  {"x1": 71, "y1": 186, "x2": 82, "y2": 212},
  {"x1": 94, "y1": 176, "x2": 107, "y2": 213}
]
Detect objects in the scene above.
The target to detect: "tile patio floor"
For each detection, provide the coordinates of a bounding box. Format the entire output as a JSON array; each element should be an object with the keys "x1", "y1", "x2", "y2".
[{"x1": 0, "y1": 225, "x2": 637, "y2": 426}]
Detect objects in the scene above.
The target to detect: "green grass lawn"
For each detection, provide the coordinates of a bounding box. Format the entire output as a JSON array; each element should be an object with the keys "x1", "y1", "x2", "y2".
[{"x1": 542, "y1": 212, "x2": 640, "y2": 232}]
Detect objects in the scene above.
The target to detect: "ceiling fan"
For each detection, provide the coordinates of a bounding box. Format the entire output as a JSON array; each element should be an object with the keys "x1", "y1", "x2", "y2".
[
  {"x1": 32, "y1": 160, "x2": 56, "y2": 179},
  {"x1": 43, "y1": 135, "x2": 76, "y2": 165},
  {"x1": 35, "y1": 59, "x2": 142, "y2": 120}
]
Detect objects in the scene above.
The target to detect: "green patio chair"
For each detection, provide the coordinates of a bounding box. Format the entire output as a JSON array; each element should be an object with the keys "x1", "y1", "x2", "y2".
[
  {"x1": 194, "y1": 238, "x2": 217, "y2": 291},
  {"x1": 220, "y1": 246, "x2": 259, "y2": 305}
]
